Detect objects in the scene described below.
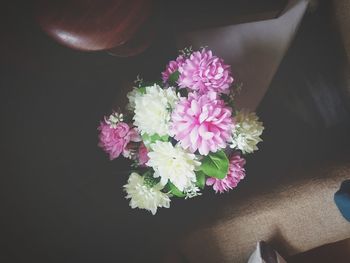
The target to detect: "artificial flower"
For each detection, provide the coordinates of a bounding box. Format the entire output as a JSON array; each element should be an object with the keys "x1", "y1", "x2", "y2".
[
  {"x1": 146, "y1": 141, "x2": 200, "y2": 191},
  {"x1": 133, "y1": 84, "x2": 179, "y2": 136},
  {"x1": 124, "y1": 172, "x2": 171, "y2": 215},
  {"x1": 206, "y1": 152, "x2": 246, "y2": 193},
  {"x1": 98, "y1": 48, "x2": 265, "y2": 214},
  {"x1": 162, "y1": 55, "x2": 185, "y2": 82},
  {"x1": 138, "y1": 143, "x2": 149, "y2": 166},
  {"x1": 184, "y1": 184, "x2": 202, "y2": 199},
  {"x1": 126, "y1": 87, "x2": 139, "y2": 112},
  {"x1": 178, "y1": 49, "x2": 233, "y2": 94},
  {"x1": 171, "y1": 91, "x2": 233, "y2": 155},
  {"x1": 229, "y1": 110, "x2": 264, "y2": 154},
  {"x1": 98, "y1": 119, "x2": 140, "y2": 160},
  {"x1": 104, "y1": 112, "x2": 124, "y2": 128}
]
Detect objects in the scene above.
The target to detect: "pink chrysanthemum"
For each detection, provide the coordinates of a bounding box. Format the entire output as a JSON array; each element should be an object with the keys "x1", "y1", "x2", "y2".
[
  {"x1": 161, "y1": 55, "x2": 185, "y2": 82},
  {"x1": 178, "y1": 49, "x2": 234, "y2": 94},
  {"x1": 98, "y1": 121, "x2": 140, "y2": 160},
  {"x1": 206, "y1": 153, "x2": 246, "y2": 193},
  {"x1": 171, "y1": 92, "x2": 233, "y2": 155}
]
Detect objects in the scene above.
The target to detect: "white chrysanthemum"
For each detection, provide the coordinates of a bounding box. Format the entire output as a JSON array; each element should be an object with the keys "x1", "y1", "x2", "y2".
[
  {"x1": 124, "y1": 172, "x2": 171, "y2": 215},
  {"x1": 126, "y1": 87, "x2": 139, "y2": 112},
  {"x1": 133, "y1": 84, "x2": 179, "y2": 136},
  {"x1": 147, "y1": 141, "x2": 201, "y2": 191},
  {"x1": 229, "y1": 110, "x2": 264, "y2": 154}
]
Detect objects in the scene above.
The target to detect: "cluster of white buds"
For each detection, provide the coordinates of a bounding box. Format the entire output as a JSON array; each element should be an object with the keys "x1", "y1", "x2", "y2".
[
  {"x1": 123, "y1": 142, "x2": 139, "y2": 161},
  {"x1": 179, "y1": 46, "x2": 193, "y2": 58},
  {"x1": 184, "y1": 184, "x2": 202, "y2": 199},
  {"x1": 134, "y1": 75, "x2": 144, "y2": 88},
  {"x1": 105, "y1": 112, "x2": 124, "y2": 128}
]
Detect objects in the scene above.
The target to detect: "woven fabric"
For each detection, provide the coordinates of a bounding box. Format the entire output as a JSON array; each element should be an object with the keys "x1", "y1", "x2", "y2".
[{"x1": 177, "y1": 161, "x2": 350, "y2": 263}]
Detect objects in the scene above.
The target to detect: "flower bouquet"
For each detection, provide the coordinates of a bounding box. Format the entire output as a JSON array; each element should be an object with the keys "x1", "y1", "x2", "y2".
[{"x1": 98, "y1": 48, "x2": 264, "y2": 215}]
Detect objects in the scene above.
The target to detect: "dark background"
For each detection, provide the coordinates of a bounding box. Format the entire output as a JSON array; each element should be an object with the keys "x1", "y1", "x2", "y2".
[{"x1": 1, "y1": 1, "x2": 350, "y2": 262}]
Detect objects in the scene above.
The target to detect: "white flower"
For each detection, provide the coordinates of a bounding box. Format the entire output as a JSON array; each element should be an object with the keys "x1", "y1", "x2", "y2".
[
  {"x1": 104, "y1": 112, "x2": 124, "y2": 128},
  {"x1": 133, "y1": 84, "x2": 179, "y2": 136},
  {"x1": 147, "y1": 141, "x2": 201, "y2": 191},
  {"x1": 126, "y1": 87, "x2": 139, "y2": 112},
  {"x1": 184, "y1": 184, "x2": 202, "y2": 199},
  {"x1": 124, "y1": 172, "x2": 171, "y2": 215},
  {"x1": 229, "y1": 110, "x2": 264, "y2": 154}
]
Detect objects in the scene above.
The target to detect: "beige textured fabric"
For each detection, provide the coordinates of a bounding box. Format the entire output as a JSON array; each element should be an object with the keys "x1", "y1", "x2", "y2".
[{"x1": 177, "y1": 161, "x2": 350, "y2": 263}]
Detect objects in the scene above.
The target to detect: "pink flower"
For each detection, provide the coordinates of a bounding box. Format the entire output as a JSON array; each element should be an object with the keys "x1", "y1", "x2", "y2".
[
  {"x1": 178, "y1": 49, "x2": 233, "y2": 94},
  {"x1": 98, "y1": 121, "x2": 140, "y2": 160},
  {"x1": 138, "y1": 143, "x2": 149, "y2": 166},
  {"x1": 171, "y1": 92, "x2": 233, "y2": 155},
  {"x1": 206, "y1": 153, "x2": 246, "y2": 193},
  {"x1": 161, "y1": 55, "x2": 185, "y2": 82}
]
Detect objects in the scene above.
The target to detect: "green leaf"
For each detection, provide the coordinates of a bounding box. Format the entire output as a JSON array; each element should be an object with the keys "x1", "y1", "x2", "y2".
[
  {"x1": 195, "y1": 171, "x2": 206, "y2": 189},
  {"x1": 142, "y1": 133, "x2": 169, "y2": 149},
  {"x1": 199, "y1": 150, "x2": 229, "y2": 179},
  {"x1": 168, "y1": 71, "x2": 180, "y2": 84},
  {"x1": 154, "y1": 81, "x2": 163, "y2": 86},
  {"x1": 165, "y1": 182, "x2": 186, "y2": 198},
  {"x1": 138, "y1": 87, "x2": 146, "y2": 94},
  {"x1": 143, "y1": 170, "x2": 160, "y2": 188}
]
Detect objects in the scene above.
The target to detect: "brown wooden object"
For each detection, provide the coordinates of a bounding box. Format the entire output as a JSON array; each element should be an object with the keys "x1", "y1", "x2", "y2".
[{"x1": 35, "y1": 0, "x2": 154, "y2": 56}]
